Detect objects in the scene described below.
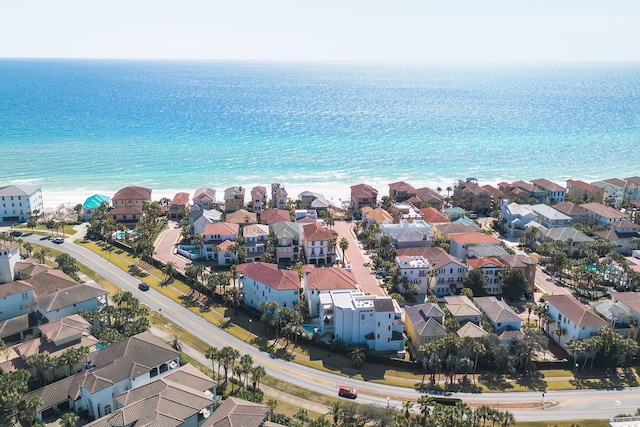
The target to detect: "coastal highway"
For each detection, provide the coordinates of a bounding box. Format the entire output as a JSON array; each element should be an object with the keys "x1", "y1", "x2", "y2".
[{"x1": 24, "y1": 234, "x2": 640, "y2": 421}]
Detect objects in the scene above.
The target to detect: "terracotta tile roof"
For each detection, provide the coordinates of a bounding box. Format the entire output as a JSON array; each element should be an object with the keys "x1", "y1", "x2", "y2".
[
  {"x1": 467, "y1": 257, "x2": 504, "y2": 269},
  {"x1": 530, "y1": 178, "x2": 566, "y2": 193},
  {"x1": 414, "y1": 187, "x2": 443, "y2": 203},
  {"x1": 38, "y1": 314, "x2": 91, "y2": 342},
  {"x1": 603, "y1": 177, "x2": 637, "y2": 188},
  {"x1": 194, "y1": 187, "x2": 216, "y2": 202},
  {"x1": 202, "y1": 222, "x2": 240, "y2": 237},
  {"x1": 545, "y1": 294, "x2": 608, "y2": 327},
  {"x1": 35, "y1": 283, "x2": 108, "y2": 313},
  {"x1": 499, "y1": 254, "x2": 537, "y2": 268},
  {"x1": 419, "y1": 207, "x2": 450, "y2": 224},
  {"x1": 251, "y1": 186, "x2": 267, "y2": 200},
  {"x1": 296, "y1": 216, "x2": 317, "y2": 224},
  {"x1": 350, "y1": 183, "x2": 378, "y2": 199},
  {"x1": 112, "y1": 185, "x2": 152, "y2": 201},
  {"x1": 0, "y1": 242, "x2": 19, "y2": 252},
  {"x1": 365, "y1": 207, "x2": 394, "y2": 224},
  {"x1": 626, "y1": 176, "x2": 640, "y2": 186},
  {"x1": 203, "y1": 397, "x2": 268, "y2": 427},
  {"x1": 481, "y1": 184, "x2": 501, "y2": 197},
  {"x1": 243, "y1": 224, "x2": 270, "y2": 238},
  {"x1": 450, "y1": 232, "x2": 500, "y2": 245},
  {"x1": 238, "y1": 262, "x2": 300, "y2": 290},
  {"x1": 612, "y1": 292, "x2": 640, "y2": 314},
  {"x1": 23, "y1": 269, "x2": 79, "y2": 297},
  {"x1": 566, "y1": 179, "x2": 602, "y2": 193},
  {"x1": 389, "y1": 181, "x2": 416, "y2": 192},
  {"x1": 217, "y1": 240, "x2": 235, "y2": 251},
  {"x1": 171, "y1": 192, "x2": 190, "y2": 206},
  {"x1": 306, "y1": 267, "x2": 358, "y2": 291},
  {"x1": 581, "y1": 203, "x2": 629, "y2": 220},
  {"x1": 0, "y1": 280, "x2": 32, "y2": 297},
  {"x1": 435, "y1": 223, "x2": 480, "y2": 237},
  {"x1": 259, "y1": 209, "x2": 291, "y2": 225},
  {"x1": 226, "y1": 209, "x2": 258, "y2": 224},
  {"x1": 553, "y1": 201, "x2": 588, "y2": 217},
  {"x1": 303, "y1": 222, "x2": 337, "y2": 241}
]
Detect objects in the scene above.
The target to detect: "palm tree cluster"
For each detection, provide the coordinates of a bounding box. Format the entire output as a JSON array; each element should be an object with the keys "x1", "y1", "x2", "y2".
[
  {"x1": 258, "y1": 301, "x2": 304, "y2": 349},
  {"x1": 0, "y1": 369, "x2": 43, "y2": 427},
  {"x1": 566, "y1": 326, "x2": 639, "y2": 370},
  {"x1": 204, "y1": 345, "x2": 266, "y2": 397},
  {"x1": 24, "y1": 346, "x2": 91, "y2": 387}
]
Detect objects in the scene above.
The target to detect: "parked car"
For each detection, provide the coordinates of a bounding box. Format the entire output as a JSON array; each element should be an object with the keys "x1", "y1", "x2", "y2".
[
  {"x1": 338, "y1": 386, "x2": 357, "y2": 399},
  {"x1": 10, "y1": 230, "x2": 22, "y2": 237},
  {"x1": 52, "y1": 237, "x2": 64, "y2": 244},
  {"x1": 138, "y1": 283, "x2": 150, "y2": 291}
]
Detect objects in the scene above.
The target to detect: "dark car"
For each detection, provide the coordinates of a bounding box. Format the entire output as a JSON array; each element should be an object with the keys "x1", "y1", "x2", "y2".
[
  {"x1": 52, "y1": 237, "x2": 65, "y2": 244},
  {"x1": 10, "y1": 230, "x2": 23, "y2": 237},
  {"x1": 138, "y1": 283, "x2": 150, "y2": 291}
]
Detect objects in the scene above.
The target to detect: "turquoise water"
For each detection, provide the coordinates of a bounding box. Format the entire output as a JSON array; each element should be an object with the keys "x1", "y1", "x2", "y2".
[
  {"x1": 302, "y1": 325, "x2": 317, "y2": 335},
  {"x1": 0, "y1": 59, "x2": 638, "y2": 197}
]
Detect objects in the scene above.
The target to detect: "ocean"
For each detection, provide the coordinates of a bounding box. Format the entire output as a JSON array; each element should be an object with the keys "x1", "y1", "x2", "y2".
[{"x1": 0, "y1": 59, "x2": 638, "y2": 209}]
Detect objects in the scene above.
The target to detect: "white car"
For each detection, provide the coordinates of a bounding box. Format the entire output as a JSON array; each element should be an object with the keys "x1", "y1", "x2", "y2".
[{"x1": 52, "y1": 237, "x2": 65, "y2": 244}]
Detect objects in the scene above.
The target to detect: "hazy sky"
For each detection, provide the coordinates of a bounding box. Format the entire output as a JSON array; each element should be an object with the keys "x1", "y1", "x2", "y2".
[{"x1": 1, "y1": 0, "x2": 639, "y2": 62}]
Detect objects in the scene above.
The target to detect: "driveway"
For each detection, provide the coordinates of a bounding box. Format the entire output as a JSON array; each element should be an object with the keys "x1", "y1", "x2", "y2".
[
  {"x1": 154, "y1": 220, "x2": 191, "y2": 272},
  {"x1": 333, "y1": 221, "x2": 386, "y2": 296}
]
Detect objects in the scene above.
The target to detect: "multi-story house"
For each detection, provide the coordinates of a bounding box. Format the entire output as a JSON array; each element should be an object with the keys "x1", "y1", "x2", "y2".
[
  {"x1": 271, "y1": 221, "x2": 304, "y2": 267},
  {"x1": 474, "y1": 296, "x2": 522, "y2": 331},
  {"x1": 0, "y1": 184, "x2": 44, "y2": 222},
  {"x1": 388, "y1": 181, "x2": 417, "y2": 202},
  {"x1": 251, "y1": 185, "x2": 268, "y2": 213},
  {"x1": 566, "y1": 179, "x2": 606, "y2": 203},
  {"x1": 594, "y1": 221, "x2": 640, "y2": 255},
  {"x1": 553, "y1": 201, "x2": 589, "y2": 224},
  {"x1": 189, "y1": 208, "x2": 223, "y2": 235},
  {"x1": 499, "y1": 254, "x2": 538, "y2": 295},
  {"x1": 591, "y1": 178, "x2": 640, "y2": 207},
  {"x1": 449, "y1": 232, "x2": 501, "y2": 260},
  {"x1": 200, "y1": 222, "x2": 239, "y2": 262},
  {"x1": 0, "y1": 241, "x2": 20, "y2": 284},
  {"x1": 419, "y1": 207, "x2": 450, "y2": 226},
  {"x1": 395, "y1": 255, "x2": 430, "y2": 295},
  {"x1": 303, "y1": 266, "x2": 359, "y2": 317},
  {"x1": 529, "y1": 204, "x2": 573, "y2": 228},
  {"x1": 238, "y1": 262, "x2": 301, "y2": 310},
  {"x1": 396, "y1": 247, "x2": 467, "y2": 297},
  {"x1": 454, "y1": 178, "x2": 492, "y2": 213},
  {"x1": 498, "y1": 181, "x2": 545, "y2": 203},
  {"x1": 581, "y1": 202, "x2": 632, "y2": 226},
  {"x1": 243, "y1": 224, "x2": 270, "y2": 263},
  {"x1": 391, "y1": 202, "x2": 423, "y2": 223},
  {"x1": 538, "y1": 227, "x2": 594, "y2": 257},
  {"x1": 82, "y1": 194, "x2": 110, "y2": 221},
  {"x1": 467, "y1": 258, "x2": 504, "y2": 295},
  {"x1": 259, "y1": 208, "x2": 291, "y2": 225},
  {"x1": 226, "y1": 208, "x2": 258, "y2": 225},
  {"x1": 110, "y1": 185, "x2": 152, "y2": 224},
  {"x1": 404, "y1": 303, "x2": 447, "y2": 351},
  {"x1": 443, "y1": 295, "x2": 482, "y2": 325},
  {"x1": 298, "y1": 191, "x2": 330, "y2": 210},
  {"x1": 271, "y1": 183, "x2": 288, "y2": 210},
  {"x1": 193, "y1": 187, "x2": 217, "y2": 210},
  {"x1": 530, "y1": 178, "x2": 566, "y2": 203},
  {"x1": 168, "y1": 192, "x2": 190, "y2": 219},
  {"x1": 318, "y1": 291, "x2": 404, "y2": 353},
  {"x1": 302, "y1": 222, "x2": 336, "y2": 265},
  {"x1": 414, "y1": 187, "x2": 444, "y2": 209},
  {"x1": 500, "y1": 203, "x2": 537, "y2": 238},
  {"x1": 361, "y1": 207, "x2": 394, "y2": 226},
  {"x1": 350, "y1": 183, "x2": 378, "y2": 210},
  {"x1": 544, "y1": 294, "x2": 608, "y2": 350},
  {"x1": 224, "y1": 186, "x2": 245, "y2": 213}
]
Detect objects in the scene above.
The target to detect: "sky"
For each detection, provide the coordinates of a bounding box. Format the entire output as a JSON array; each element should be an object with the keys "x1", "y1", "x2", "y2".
[{"x1": 1, "y1": 0, "x2": 639, "y2": 63}]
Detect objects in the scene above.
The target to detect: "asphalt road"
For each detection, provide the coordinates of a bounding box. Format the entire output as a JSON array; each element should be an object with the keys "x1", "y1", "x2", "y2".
[{"x1": 24, "y1": 233, "x2": 640, "y2": 422}]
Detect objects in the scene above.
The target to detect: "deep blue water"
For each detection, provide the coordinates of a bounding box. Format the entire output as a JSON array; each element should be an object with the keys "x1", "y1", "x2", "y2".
[{"x1": 0, "y1": 59, "x2": 638, "y2": 200}]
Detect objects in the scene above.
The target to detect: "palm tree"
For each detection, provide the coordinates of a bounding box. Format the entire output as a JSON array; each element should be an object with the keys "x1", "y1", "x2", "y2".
[
  {"x1": 23, "y1": 242, "x2": 33, "y2": 258},
  {"x1": 402, "y1": 400, "x2": 413, "y2": 419},
  {"x1": 170, "y1": 335, "x2": 182, "y2": 352},
  {"x1": 205, "y1": 346, "x2": 219, "y2": 380},
  {"x1": 418, "y1": 395, "x2": 434, "y2": 425},
  {"x1": 250, "y1": 365, "x2": 266, "y2": 390},
  {"x1": 327, "y1": 400, "x2": 343, "y2": 425},
  {"x1": 338, "y1": 237, "x2": 349, "y2": 267},
  {"x1": 60, "y1": 412, "x2": 79, "y2": 427},
  {"x1": 230, "y1": 264, "x2": 238, "y2": 287},
  {"x1": 239, "y1": 354, "x2": 253, "y2": 387},
  {"x1": 347, "y1": 345, "x2": 367, "y2": 368},
  {"x1": 524, "y1": 302, "x2": 537, "y2": 324},
  {"x1": 554, "y1": 324, "x2": 567, "y2": 346},
  {"x1": 34, "y1": 247, "x2": 50, "y2": 264},
  {"x1": 163, "y1": 261, "x2": 177, "y2": 283}
]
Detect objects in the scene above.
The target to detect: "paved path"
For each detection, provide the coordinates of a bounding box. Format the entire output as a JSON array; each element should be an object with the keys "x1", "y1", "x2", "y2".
[
  {"x1": 333, "y1": 220, "x2": 385, "y2": 296},
  {"x1": 154, "y1": 220, "x2": 191, "y2": 272}
]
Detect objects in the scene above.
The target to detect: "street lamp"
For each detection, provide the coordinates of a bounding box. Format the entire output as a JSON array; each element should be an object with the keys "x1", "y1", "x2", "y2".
[
  {"x1": 541, "y1": 392, "x2": 545, "y2": 408},
  {"x1": 249, "y1": 318, "x2": 253, "y2": 335},
  {"x1": 387, "y1": 397, "x2": 390, "y2": 408},
  {"x1": 574, "y1": 363, "x2": 579, "y2": 377}
]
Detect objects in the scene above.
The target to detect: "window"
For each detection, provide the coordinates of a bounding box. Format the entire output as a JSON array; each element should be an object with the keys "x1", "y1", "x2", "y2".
[{"x1": 361, "y1": 314, "x2": 365, "y2": 321}]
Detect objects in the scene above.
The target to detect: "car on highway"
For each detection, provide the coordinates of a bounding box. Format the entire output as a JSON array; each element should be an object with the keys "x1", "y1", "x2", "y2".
[
  {"x1": 10, "y1": 230, "x2": 23, "y2": 237},
  {"x1": 52, "y1": 237, "x2": 65, "y2": 244},
  {"x1": 338, "y1": 386, "x2": 357, "y2": 399},
  {"x1": 138, "y1": 283, "x2": 150, "y2": 291}
]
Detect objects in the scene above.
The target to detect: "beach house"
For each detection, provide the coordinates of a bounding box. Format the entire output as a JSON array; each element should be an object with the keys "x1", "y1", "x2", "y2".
[
  {"x1": 200, "y1": 222, "x2": 239, "y2": 262},
  {"x1": 223, "y1": 186, "x2": 245, "y2": 213},
  {"x1": 404, "y1": 303, "x2": 447, "y2": 350},
  {"x1": 544, "y1": 294, "x2": 608, "y2": 350},
  {"x1": 271, "y1": 183, "x2": 288, "y2": 210},
  {"x1": 193, "y1": 187, "x2": 217, "y2": 210},
  {"x1": 530, "y1": 178, "x2": 566, "y2": 203},
  {"x1": 82, "y1": 194, "x2": 110, "y2": 221},
  {"x1": 0, "y1": 184, "x2": 44, "y2": 223},
  {"x1": 302, "y1": 221, "x2": 337, "y2": 265},
  {"x1": 271, "y1": 221, "x2": 304, "y2": 267},
  {"x1": 251, "y1": 185, "x2": 268, "y2": 213},
  {"x1": 350, "y1": 183, "x2": 378, "y2": 210},
  {"x1": 303, "y1": 266, "x2": 359, "y2": 317},
  {"x1": 238, "y1": 262, "x2": 301, "y2": 310},
  {"x1": 243, "y1": 224, "x2": 270, "y2": 262},
  {"x1": 566, "y1": 179, "x2": 606, "y2": 204},
  {"x1": 388, "y1": 181, "x2": 416, "y2": 202}
]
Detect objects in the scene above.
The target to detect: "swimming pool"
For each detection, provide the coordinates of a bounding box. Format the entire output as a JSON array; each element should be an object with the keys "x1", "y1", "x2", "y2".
[{"x1": 301, "y1": 325, "x2": 317, "y2": 335}]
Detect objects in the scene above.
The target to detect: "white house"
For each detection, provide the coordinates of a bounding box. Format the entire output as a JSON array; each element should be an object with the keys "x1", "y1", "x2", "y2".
[
  {"x1": 0, "y1": 242, "x2": 20, "y2": 284},
  {"x1": 529, "y1": 204, "x2": 573, "y2": 229},
  {"x1": 32, "y1": 283, "x2": 108, "y2": 323},
  {"x1": 467, "y1": 258, "x2": 504, "y2": 295},
  {"x1": 189, "y1": 207, "x2": 223, "y2": 235},
  {"x1": 395, "y1": 255, "x2": 430, "y2": 295},
  {"x1": 0, "y1": 279, "x2": 33, "y2": 322},
  {"x1": 544, "y1": 294, "x2": 608, "y2": 350},
  {"x1": 396, "y1": 247, "x2": 467, "y2": 297},
  {"x1": 302, "y1": 222, "x2": 336, "y2": 266},
  {"x1": 449, "y1": 232, "x2": 501, "y2": 260},
  {"x1": 238, "y1": 262, "x2": 301, "y2": 310},
  {"x1": 318, "y1": 291, "x2": 404, "y2": 353},
  {"x1": 303, "y1": 267, "x2": 358, "y2": 318},
  {"x1": 200, "y1": 222, "x2": 239, "y2": 261},
  {"x1": 0, "y1": 184, "x2": 43, "y2": 222}
]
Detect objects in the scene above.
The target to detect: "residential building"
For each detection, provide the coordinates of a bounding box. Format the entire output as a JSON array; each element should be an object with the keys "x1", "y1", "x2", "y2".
[
  {"x1": 111, "y1": 185, "x2": 152, "y2": 209},
  {"x1": 380, "y1": 220, "x2": 434, "y2": 249},
  {"x1": 302, "y1": 222, "x2": 336, "y2": 265},
  {"x1": 388, "y1": 181, "x2": 417, "y2": 202},
  {"x1": 251, "y1": 185, "x2": 268, "y2": 213},
  {"x1": 259, "y1": 208, "x2": 291, "y2": 225},
  {"x1": 200, "y1": 222, "x2": 239, "y2": 262},
  {"x1": 498, "y1": 181, "x2": 544, "y2": 203},
  {"x1": 467, "y1": 245, "x2": 511, "y2": 259},
  {"x1": 318, "y1": 291, "x2": 404, "y2": 353},
  {"x1": 443, "y1": 207, "x2": 467, "y2": 221},
  {"x1": 271, "y1": 183, "x2": 288, "y2": 210},
  {"x1": 0, "y1": 184, "x2": 44, "y2": 222},
  {"x1": 303, "y1": 267, "x2": 359, "y2": 317},
  {"x1": 544, "y1": 294, "x2": 608, "y2": 350},
  {"x1": 226, "y1": 208, "x2": 258, "y2": 225},
  {"x1": 433, "y1": 222, "x2": 480, "y2": 240},
  {"x1": 456, "y1": 322, "x2": 489, "y2": 340},
  {"x1": 449, "y1": 232, "x2": 501, "y2": 260},
  {"x1": 594, "y1": 221, "x2": 640, "y2": 255},
  {"x1": 24, "y1": 331, "x2": 181, "y2": 421},
  {"x1": 529, "y1": 204, "x2": 572, "y2": 229},
  {"x1": 591, "y1": 178, "x2": 640, "y2": 207},
  {"x1": 204, "y1": 397, "x2": 269, "y2": 427},
  {"x1": 553, "y1": 201, "x2": 589, "y2": 224},
  {"x1": 404, "y1": 303, "x2": 447, "y2": 350},
  {"x1": 189, "y1": 208, "x2": 223, "y2": 235},
  {"x1": 32, "y1": 282, "x2": 108, "y2": 323},
  {"x1": 350, "y1": 183, "x2": 378, "y2": 210},
  {"x1": 391, "y1": 202, "x2": 423, "y2": 222},
  {"x1": 395, "y1": 255, "x2": 430, "y2": 294},
  {"x1": 86, "y1": 364, "x2": 217, "y2": 427},
  {"x1": 499, "y1": 254, "x2": 538, "y2": 295},
  {"x1": 581, "y1": 202, "x2": 632, "y2": 225},
  {"x1": 474, "y1": 296, "x2": 522, "y2": 331},
  {"x1": 566, "y1": 179, "x2": 606, "y2": 203},
  {"x1": 295, "y1": 209, "x2": 318, "y2": 221},
  {"x1": 82, "y1": 194, "x2": 110, "y2": 221},
  {"x1": 271, "y1": 222, "x2": 304, "y2": 267},
  {"x1": 467, "y1": 258, "x2": 504, "y2": 295},
  {"x1": 530, "y1": 178, "x2": 566, "y2": 203},
  {"x1": 414, "y1": 187, "x2": 444, "y2": 209},
  {"x1": 610, "y1": 292, "x2": 640, "y2": 326},
  {"x1": 238, "y1": 262, "x2": 301, "y2": 310},
  {"x1": 538, "y1": 227, "x2": 594, "y2": 257},
  {"x1": 361, "y1": 207, "x2": 394, "y2": 226},
  {"x1": 298, "y1": 191, "x2": 329, "y2": 210},
  {"x1": 243, "y1": 224, "x2": 270, "y2": 263},
  {"x1": 0, "y1": 277, "x2": 34, "y2": 323},
  {"x1": 169, "y1": 192, "x2": 190, "y2": 219},
  {"x1": 396, "y1": 247, "x2": 467, "y2": 297},
  {"x1": 454, "y1": 178, "x2": 492, "y2": 213},
  {"x1": 0, "y1": 241, "x2": 20, "y2": 284},
  {"x1": 443, "y1": 295, "x2": 481, "y2": 325},
  {"x1": 224, "y1": 186, "x2": 245, "y2": 213},
  {"x1": 193, "y1": 187, "x2": 217, "y2": 210},
  {"x1": 419, "y1": 207, "x2": 450, "y2": 226},
  {"x1": 109, "y1": 206, "x2": 143, "y2": 224}
]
